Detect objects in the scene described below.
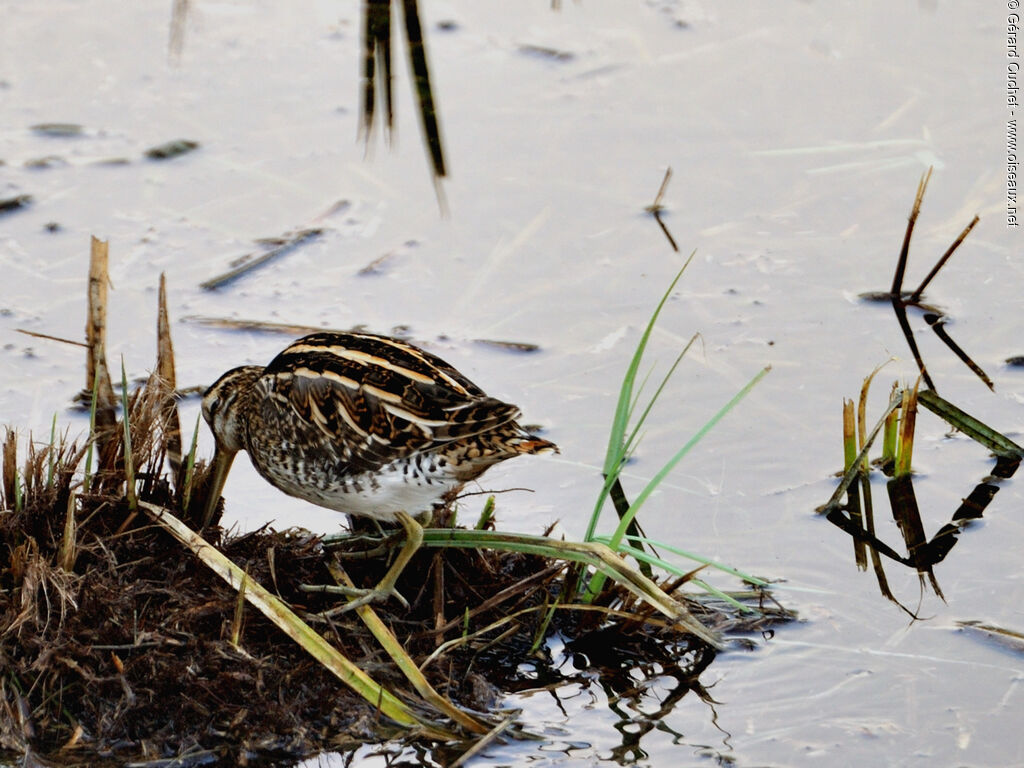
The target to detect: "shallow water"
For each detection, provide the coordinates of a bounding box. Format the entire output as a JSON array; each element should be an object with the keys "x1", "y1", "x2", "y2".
[{"x1": 2, "y1": 2, "x2": 1023, "y2": 766}]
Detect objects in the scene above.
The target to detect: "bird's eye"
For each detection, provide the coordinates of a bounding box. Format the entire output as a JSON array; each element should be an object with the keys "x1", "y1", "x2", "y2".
[{"x1": 205, "y1": 396, "x2": 220, "y2": 416}]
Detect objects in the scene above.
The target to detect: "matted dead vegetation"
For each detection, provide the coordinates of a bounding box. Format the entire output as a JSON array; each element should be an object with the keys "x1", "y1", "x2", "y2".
[{"x1": 0, "y1": 239, "x2": 790, "y2": 766}]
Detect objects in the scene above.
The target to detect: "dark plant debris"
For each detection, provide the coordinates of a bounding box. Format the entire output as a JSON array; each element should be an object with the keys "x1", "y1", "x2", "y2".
[
  {"x1": 472, "y1": 339, "x2": 541, "y2": 354},
  {"x1": 517, "y1": 44, "x2": 575, "y2": 62},
  {"x1": 0, "y1": 195, "x2": 33, "y2": 214},
  {"x1": 144, "y1": 139, "x2": 200, "y2": 160},
  {"x1": 31, "y1": 123, "x2": 84, "y2": 137}
]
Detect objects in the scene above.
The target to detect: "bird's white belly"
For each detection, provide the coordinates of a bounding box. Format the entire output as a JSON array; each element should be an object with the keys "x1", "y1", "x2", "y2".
[{"x1": 254, "y1": 455, "x2": 461, "y2": 523}]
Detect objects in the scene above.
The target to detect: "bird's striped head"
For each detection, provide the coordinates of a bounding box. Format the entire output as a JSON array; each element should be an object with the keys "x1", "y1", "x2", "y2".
[{"x1": 201, "y1": 365, "x2": 263, "y2": 453}]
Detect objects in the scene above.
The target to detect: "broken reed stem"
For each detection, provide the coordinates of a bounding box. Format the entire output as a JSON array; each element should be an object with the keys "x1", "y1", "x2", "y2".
[
  {"x1": 895, "y1": 385, "x2": 918, "y2": 478},
  {"x1": 2, "y1": 429, "x2": 16, "y2": 508},
  {"x1": 881, "y1": 382, "x2": 899, "y2": 471},
  {"x1": 820, "y1": 394, "x2": 902, "y2": 515},
  {"x1": 842, "y1": 400, "x2": 857, "y2": 473},
  {"x1": 891, "y1": 167, "x2": 931, "y2": 297},
  {"x1": 155, "y1": 272, "x2": 183, "y2": 478},
  {"x1": 86, "y1": 236, "x2": 116, "y2": 432},
  {"x1": 842, "y1": 399, "x2": 866, "y2": 569}
]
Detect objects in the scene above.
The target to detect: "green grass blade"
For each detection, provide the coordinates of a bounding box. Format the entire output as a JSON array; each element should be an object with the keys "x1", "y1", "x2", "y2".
[
  {"x1": 588, "y1": 253, "x2": 695, "y2": 541},
  {"x1": 120, "y1": 358, "x2": 137, "y2": 510},
  {"x1": 46, "y1": 413, "x2": 57, "y2": 489},
  {"x1": 410, "y1": 528, "x2": 720, "y2": 645},
  {"x1": 620, "y1": 334, "x2": 698, "y2": 462},
  {"x1": 181, "y1": 413, "x2": 201, "y2": 511},
  {"x1": 917, "y1": 389, "x2": 1024, "y2": 458},
  {"x1": 610, "y1": 365, "x2": 770, "y2": 548},
  {"x1": 474, "y1": 495, "x2": 496, "y2": 530},
  {"x1": 596, "y1": 535, "x2": 770, "y2": 586},
  {"x1": 583, "y1": 365, "x2": 770, "y2": 600},
  {"x1": 529, "y1": 595, "x2": 560, "y2": 655}
]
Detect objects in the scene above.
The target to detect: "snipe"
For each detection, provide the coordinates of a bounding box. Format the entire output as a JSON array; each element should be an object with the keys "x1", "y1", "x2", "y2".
[{"x1": 201, "y1": 331, "x2": 557, "y2": 609}]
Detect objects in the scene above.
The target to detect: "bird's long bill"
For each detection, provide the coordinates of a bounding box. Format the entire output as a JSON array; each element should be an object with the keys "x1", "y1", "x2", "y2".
[{"x1": 200, "y1": 445, "x2": 237, "y2": 531}]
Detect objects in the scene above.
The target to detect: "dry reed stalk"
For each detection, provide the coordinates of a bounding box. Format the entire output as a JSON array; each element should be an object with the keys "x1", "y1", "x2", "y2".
[{"x1": 85, "y1": 237, "x2": 116, "y2": 433}]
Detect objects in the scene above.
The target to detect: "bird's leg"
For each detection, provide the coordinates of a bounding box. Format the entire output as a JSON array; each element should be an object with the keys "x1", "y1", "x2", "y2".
[{"x1": 335, "y1": 510, "x2": 423, "y2": 612}]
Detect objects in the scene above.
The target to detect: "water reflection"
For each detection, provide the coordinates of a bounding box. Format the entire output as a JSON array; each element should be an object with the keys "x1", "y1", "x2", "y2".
[
  {"x1": 822, "y1": 388, "x2": 1023, "y2": 614},
  {"x1": 835, "y1": 171, "x2": 1022, "y2": 612}
]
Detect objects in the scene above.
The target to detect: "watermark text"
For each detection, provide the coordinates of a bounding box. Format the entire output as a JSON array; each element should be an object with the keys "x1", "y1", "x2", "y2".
[{"x1": 1008, "y1": 4, "x2": 1019, "y2": 225}]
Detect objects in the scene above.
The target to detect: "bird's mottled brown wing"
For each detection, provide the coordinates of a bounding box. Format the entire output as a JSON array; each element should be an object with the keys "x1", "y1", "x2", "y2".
[{"x1": 257, "y1": 332, "x2": 522, "y2": 472}]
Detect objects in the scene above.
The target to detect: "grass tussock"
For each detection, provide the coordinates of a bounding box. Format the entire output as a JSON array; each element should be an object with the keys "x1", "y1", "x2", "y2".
[{"x1": 0, "y1": 239, "x2": 790, "y2": 766}]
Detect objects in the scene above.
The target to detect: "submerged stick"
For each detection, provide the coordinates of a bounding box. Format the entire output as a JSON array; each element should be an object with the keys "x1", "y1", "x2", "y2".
[
  {"x1": 138, "y1": 501, "x2": 453, "y2": 739},
  {"x1": 199, "y1": 229, "x2": 322, "y2": 290}
]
